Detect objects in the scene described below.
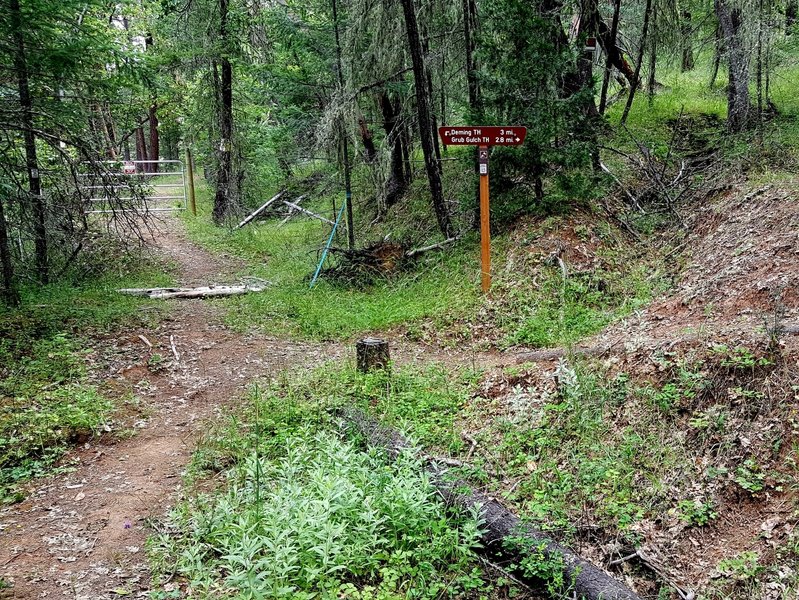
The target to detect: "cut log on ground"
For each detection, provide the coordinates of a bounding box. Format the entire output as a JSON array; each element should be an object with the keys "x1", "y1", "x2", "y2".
[
  {"x1": 405, "y1": 236, "x2": 460, "y2": 258},
  {"x1": 282, "y1": 200, "x2": 335, "y2": 225},
  {"x1": 279, "y1": 194, "x2": 308, "y2": 225},
  {"x1": 235, "y1": 190, "x2": 286, "y2": 229},
  {"x1": 118, "y1": 282, "x2": 269, "y2": 299},
  {"x1": 343, "y1": 407, "x2": 642, "y2": 600},
  {"x1": 356, "y1": 337, "x2": 390, "y2": 372},
  {"x1": 516, "y1": 344, "x2": 608, "y2": 363}
]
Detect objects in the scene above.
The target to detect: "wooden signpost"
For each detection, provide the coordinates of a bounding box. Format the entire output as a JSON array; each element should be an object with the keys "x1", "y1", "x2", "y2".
[{"x1": 438, "y1": 126, "x2": 527, "y2": 292}]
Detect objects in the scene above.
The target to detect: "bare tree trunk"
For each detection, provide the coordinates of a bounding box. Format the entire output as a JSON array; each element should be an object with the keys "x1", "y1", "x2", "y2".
[
  {"x1": 756, "y1": 0, "x2": 765, "y2": 140},
  {"x1": 577, "y1": 0, "x2": 600, "y2": 117},
  {"x1": 599, "y1": 0, "x2": 622, "y2": 114},
  {"x1": 590, "y1": 0, "x2": 636, "y2": 90},
  {"x1": 97, "y1": 105, "x2": 117, "y2": 159},
  {"x1": 213, "y1": 57, "x2": 234, "y2": 222},
  {"x1": 144, "y1": 33, "x2": 160, "y2": 173},
  {"x1": 135, "y1": 126, "x2": 148, "y2": 172},
  {"x1": 105, "y1": 104, "x2": 120, "y2": 159},
  {"x1": 715, "y1": 0, "x2": 750, "y2": 132},
  {"x1": 212, "y1": 0, "x2": 235, "y2": 223},
  {"x1": 400, "y1": 118, "x2": 412, "y2": 182},
  {"x1": 620, "y1": 0, "x2": 653, "y2": 125},
  {"x1": 765, "y1": 1, "x2": 772, "y2": 106},
  {"x1": 0, "y1": 195, "x2": 18, "y2": 306},
  {"x1": 10, "y1": 0, "x2": 47, "y2": 283},
  {"x1": 332, "y1": 0, "x2": 355, "y2": 249},
  {"x1": 400, "y1": 0, "x2": 453, "y2": 238},
  {"x1": 681, "y1": 10, "x2": 695, "y2": 71},
  {"x1": 421, "y1": 11, "x2": 442, "y2": 166},
  {"x1": 358, "y1": 115, "x2": 377, "y2": 162},
  {"x1": 379, "y1": 91, "x2": 407, "y2": 207},
  {"x1": 710, "y1": 22, "x2": 722, "y2": 87},
  {"x1": 148, "y1": 103, "x2": 160, "y2": 172},
  {"x1": 647, "y1": 3, "x2": 657, "y2": 106}
]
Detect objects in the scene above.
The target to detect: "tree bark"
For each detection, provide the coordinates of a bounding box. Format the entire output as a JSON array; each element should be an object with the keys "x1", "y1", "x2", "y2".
[
  {"x1": 97, "y1": 105, "x2": 118, "y2": 160},
  {"x1": 647, "y1": 3, "x2": 657, "y2": 106},
  {"x1": 462, "y1": 0, "x2": 484, "y2": 229},
  {"x1": 715, "y1": 0, "x2": 751, "y2": 132},
  {"x1": 213, "y1": 54, "x2": 234, "y2": 223},
  {"x1": 400, "y1": 0, "x2": 453, "y2": 238},
  {"x1": 358, "y1": 115, "x2": 377, "y2": 162},
  {"x1": 356, "y1": 338, "x2": 390, "y2": 372},
  {"x1": 710, "y1": 22, "x2": 722, "y2": 88},
  {"x1": 345, "y1": 408, "x2": 644, "y2": 600},
  {"x1": 148, "y1": 103, "x2": 160, "y2": 173},
  {"x1": 135, "y1": 126, "x2": 149, "y2": 172},
  {"x1": 620, "y1": 0, "x2": 653, "y2": 125},
  {"x1": 599, "y1": 0, "x2": 622, "y2": 114},
  {"x1": 379, "y1": 91, "x2": 408, "y2": 207},
  {"x1": 681, "y1": 10, "x2": 695, "y2": 71},
  {"x1": 10, "y1": 0, "x2": 48, "y2": 283},
  {"x1": 331, "y1": 0, "x2": 355, "y2": 249},
  {"x1": 0, "y1": 195, "x2": 18, "y2": 306},
  {"x1": 757, "y1": 0, "x2": 764, "y2": 139},
  {"x1": 145, "y1": 33, "x2": 159, "y2": 173}
]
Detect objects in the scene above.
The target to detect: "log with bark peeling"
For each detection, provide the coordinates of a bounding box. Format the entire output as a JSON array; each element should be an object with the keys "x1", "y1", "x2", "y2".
[
  {"x1": 118, "y1": 283, "x2": 269, "y2": 299},
  {"x1": 234, "y1": 190, "x2": 286, "y2": 229},
  {"x1": 343, "y1": 407, "x2": 642, "y2": 600},
  {"x1": 281, "y1": 200, "x2": 335, "y2": 225},
  {"x1": 278, "y1": 194, "x2": 307, "y2": 225},
  {"x1": 405, "y1": 236, "x2": 460, "y2": 258}
]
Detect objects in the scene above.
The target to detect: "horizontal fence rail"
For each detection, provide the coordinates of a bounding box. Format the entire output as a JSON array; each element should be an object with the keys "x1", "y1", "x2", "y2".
[{"x1": 80, "y1": 160, "x2": 187, "y2": 214}]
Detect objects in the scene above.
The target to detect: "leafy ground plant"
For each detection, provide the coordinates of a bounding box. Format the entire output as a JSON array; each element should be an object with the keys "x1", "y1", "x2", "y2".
[
  {"x1": 0, "y1": 334, "x2": 113, "y2": 502},
  {"x1": 149, "y1": 425, "x2": 489, "y2": 599},
  {"x1": 0, "y1": 262, "x2": 170, "y2": 502}
]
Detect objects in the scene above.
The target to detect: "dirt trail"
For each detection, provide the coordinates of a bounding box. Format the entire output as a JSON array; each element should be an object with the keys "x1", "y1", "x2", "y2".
[{"x1": 0, "y1": 217, "x2": 347, "y2": 599}]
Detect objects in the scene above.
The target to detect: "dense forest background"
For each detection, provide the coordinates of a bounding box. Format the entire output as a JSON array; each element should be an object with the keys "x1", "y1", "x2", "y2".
[{"x1": 2, "y1": 0, "x2": 798, "y2": 301}]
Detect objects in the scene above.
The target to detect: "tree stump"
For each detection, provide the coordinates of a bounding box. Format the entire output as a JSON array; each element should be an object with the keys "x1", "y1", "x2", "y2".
[{"x1": 356, "y1": 337, "x2": 390, "y2": 373}]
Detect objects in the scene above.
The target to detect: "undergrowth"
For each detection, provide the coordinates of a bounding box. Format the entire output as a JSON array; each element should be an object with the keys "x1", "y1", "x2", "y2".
[
  {"x1": 183, "y1": 184, "x2": 479, "y2": 340},
  {"x1": 221, "y1": 349, "x2": 799, "y2": 598},
  {"x1": 0, "y1": 257, "x2": 172, "y2": 502},
  {"x1": 148, "y1": 381, "x2": 504, "y2": 599}
]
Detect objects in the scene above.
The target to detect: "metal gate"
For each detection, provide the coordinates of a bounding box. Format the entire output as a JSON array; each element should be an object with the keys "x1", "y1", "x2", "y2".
[{"x1": 81, "y1": 159, "x2": 188, "y2": 214}]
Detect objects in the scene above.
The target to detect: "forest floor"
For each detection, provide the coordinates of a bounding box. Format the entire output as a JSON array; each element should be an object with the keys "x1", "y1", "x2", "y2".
[
  {"x1": 2, "y1": 181, "x2": 799, "y2": 599},
  {"x1": 0, "y1": 217, "x2": 502, "y2": 599}
]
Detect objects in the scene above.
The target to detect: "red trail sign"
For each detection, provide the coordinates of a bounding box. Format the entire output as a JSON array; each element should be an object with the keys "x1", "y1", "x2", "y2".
[
  {"x1": 438, "y1": 126, "x2": 527, "y2": 147},
  {"x1": 437, "y1": 125, "x2": 527, "y2": 293}
]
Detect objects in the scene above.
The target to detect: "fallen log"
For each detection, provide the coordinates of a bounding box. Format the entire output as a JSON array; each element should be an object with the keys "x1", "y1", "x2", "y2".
[
  {"x1": 235, "y1": 190, "x2": 286, "y2": 229},
  {"x1": 405, "y1": 236, "x2": 460, "y2": 258},
  {"x1": 282, "y1": 200, "x2": 335, "y2": 225},
  {"x1": 279, "y1": 194, "x2": 308, "y2": 225},
  {"x1": 343, "y1": 408, "x2": 642, "y2": 600},
  {"x1": 516, "y1": 344, "x2": 608, "y2": 363},
  {"x1": 118, "y1": 282, "x2": 269, "y2": 299}
]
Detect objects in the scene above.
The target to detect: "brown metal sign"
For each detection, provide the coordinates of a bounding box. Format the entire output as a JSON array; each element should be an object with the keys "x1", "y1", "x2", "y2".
[{"x1": 438, "y1": 126, "x2": 527, "y2": 146}]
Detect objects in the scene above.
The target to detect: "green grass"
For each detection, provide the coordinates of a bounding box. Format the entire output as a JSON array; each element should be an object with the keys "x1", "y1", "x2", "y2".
[
  {"x1": 604, "y1": 52, "x2": 799, "y2": 181},
  {"x1": 183, "y1": 184, "x2": 481, "y2": 340},
  {"x1": 183, "y1": 182, "x2": 664, "y2": 349},
  {"x1": 0, "y1": 257, "x2": 174, "y2": 502}
]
